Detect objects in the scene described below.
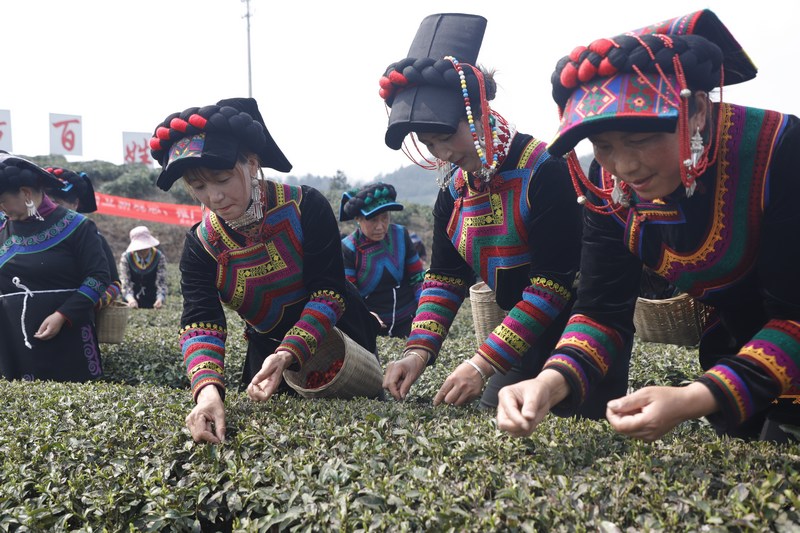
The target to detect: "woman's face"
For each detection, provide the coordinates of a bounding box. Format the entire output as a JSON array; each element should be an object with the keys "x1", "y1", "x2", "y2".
[
  {"x1": 357, "y1": 212, "x2": 390, "y2": 242},
  {"x1": 0, "y1": 188, "x2": 35, "y2": 221},
  {"x1": 589, "y1": 93, "x2": 710, "y2": 202},
  {"x1": 589, "y1": 131, "x2": 683, "y2": 201},
  {"x1": 417, "y1": 119, "x2": 483, "y2": 174},
  {"x1": 183, "y1": 157, "x2": 259, "y2": 221}
]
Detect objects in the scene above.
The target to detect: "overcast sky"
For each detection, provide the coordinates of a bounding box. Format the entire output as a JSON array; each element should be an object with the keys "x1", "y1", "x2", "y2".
[{"x1": 2, "y1": 0, "x2": 797, "y2": 182}]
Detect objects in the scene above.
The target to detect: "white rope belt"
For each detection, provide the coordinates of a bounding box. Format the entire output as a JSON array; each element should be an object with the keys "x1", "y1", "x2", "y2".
[
  {"x1": 388, "y1": 285, "x2": 400, "y2": 337},
  {"x1": 0, "y1": 277, "x2": 75, "y2": 349}
]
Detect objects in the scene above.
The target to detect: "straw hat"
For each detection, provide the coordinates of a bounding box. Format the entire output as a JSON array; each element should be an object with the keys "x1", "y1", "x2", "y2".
[{"x1": 126, "y1": 226, "x2": 160, "y2": 253}]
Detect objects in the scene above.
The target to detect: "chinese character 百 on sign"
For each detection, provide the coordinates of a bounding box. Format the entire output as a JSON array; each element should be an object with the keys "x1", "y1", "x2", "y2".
[
  {"x1": 49, "y1": 113, "x2": 83, "y2": 156},
  {"x1": 122, "y1": 132, "x2": 155, "y2": 166},
  {"x1": 0, "y1": 109, "x2": 12, "y2": 152}
]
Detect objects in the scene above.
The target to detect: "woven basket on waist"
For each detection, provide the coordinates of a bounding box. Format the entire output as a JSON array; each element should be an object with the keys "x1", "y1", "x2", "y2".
[
  {"x1": 633, "y1": 293, "x2": 712, "y2": 346},
  {"x1": 283, "y1": 327, "x2": 384, "y2": 399},
  {"x1": 469, "y1": 282, "x2": 507, "y2": 347},
  {"x1": 95, "y1": 300, "x2": 130, "y2": 344}
]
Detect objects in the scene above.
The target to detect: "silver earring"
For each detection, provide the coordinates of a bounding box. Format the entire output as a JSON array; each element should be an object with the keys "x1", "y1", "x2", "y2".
[
  {"x1": 611, "y1": 176, "x2": 629, "y2": 206},
  {"x1": 690, "y1": 127, "x2": 704, "y2": 169},
  {"x1": 25, "y1": 198, "x2": 44, "y2": 221},
  {"x1": 435, "y1": 159, "x2": 455, "y2": 190},
  {"x1": 251, "y1": 176, "x2": 263, "y2": 219}
]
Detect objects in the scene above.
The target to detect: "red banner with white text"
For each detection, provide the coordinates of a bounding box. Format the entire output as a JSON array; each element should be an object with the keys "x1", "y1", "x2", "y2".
[{"x1": 94, "y1": 192, "x2": 202, "y2": 227}]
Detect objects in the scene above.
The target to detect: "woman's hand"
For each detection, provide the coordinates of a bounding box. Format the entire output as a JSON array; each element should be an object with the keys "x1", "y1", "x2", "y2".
[
  {"x1": 153, "y1": 298, "x2": 164, "y2": 310},
  {"x1": 126, "y1": 298, "x2": 138, "y2": 309},
  {"x1": 383, "y1": 350, "x2": 430, "y2": 400},
  {"x1": 497, "y1": 369, "x2": 570, "y2": 437},
  {"x1": 606, "y1": 382, "x2": 718, "y2": 442},
  {"x1": 247, "y1": 350, "x2": 295, "y2": 402},
  {"x1": 185, "y1": 385, "x2": 226, "y2": 444},
  {"x1": 433, "y1": 356, "x2": 493, "y2": 406},
  {"x1": 33, "y1": 311, "x2": 67, "y2": 340}
]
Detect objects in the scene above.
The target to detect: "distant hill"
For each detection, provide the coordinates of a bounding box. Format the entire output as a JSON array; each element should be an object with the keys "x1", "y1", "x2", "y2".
[{"x1": 374, "y1": 164, "x2": 440, "y2": 207}]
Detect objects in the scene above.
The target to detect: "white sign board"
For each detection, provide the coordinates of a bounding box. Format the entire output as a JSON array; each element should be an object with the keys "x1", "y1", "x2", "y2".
[
  {"x1": 49, "y1": 113, "x2": 83, "y2": 156},
  {"x1": 122, "y1": 132, "x2": 156, "y2": 166},
  {"x1": 0, "y1": 110, "x2": 12, "y2": 152}
]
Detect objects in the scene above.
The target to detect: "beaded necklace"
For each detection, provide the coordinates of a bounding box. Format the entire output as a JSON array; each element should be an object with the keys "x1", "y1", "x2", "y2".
[
  {"x1": 453, "y1": 111, "x2": 516, "y2": 195},
  {"x1": 443, "y1": 56, "x2": 500, "y2": 181},
  {"x1": 224, "y1": 181, "x2": 265, "y2": 231},
  {"x1": 398, "y1": 57, "x2": 515, "y2": 190}
]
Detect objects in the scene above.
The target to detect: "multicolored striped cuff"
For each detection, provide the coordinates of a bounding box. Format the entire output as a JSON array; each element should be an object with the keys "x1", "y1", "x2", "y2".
[
  {"x1": 279, "y1": 289, "x2": 345, "y2": 367},
  {"x1": 479, "y1": 277, "x2": 571, "y2": 372},
  {"x1": 405, "y1": 273, "x2": 467, "y2": 362},
  {"x1": 701, "y1": 319, "x2": 800, "y2": 425},
  {"x1": 181, "y1": 322, "x2": 227, "y2": 401},
  {"x1": 97, "y1": 281, "x2": 122, "y2": 307},
  {"x1": 544, "y1": 314, "x2": 623, "y2": 405}
]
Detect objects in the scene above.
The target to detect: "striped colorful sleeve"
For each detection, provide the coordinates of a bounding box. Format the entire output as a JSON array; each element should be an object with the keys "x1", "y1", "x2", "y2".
[
  {"x1": 344, "y1": 267, "x2": 358, "y2": 286},
  {"x1": 407, "y1": 254, "x2": 425, "y2": 300},
  {"x1": 478, "y1": 276, "x2": 572, "y2": 373},
  {"x1": 543, "y1": 314, "x2": 625, "y2": 409},
  {"x1": 405, "y1": 272, "x2": 467, "y2": 363},
  {"x1": 181, "y1": 322, "x2": 227, "y2": 401},
  {"x1": 698, "y1": 319, "x2": 800, "y2": 429},
  {"x1": 406, "y1": 255, "x2": 426, "y2": 285},
  {"x1": 97, "y1": 281, "x2": 122, "y2": 308},
  {"x1": 341, "y1": 238, "x2": 358, "y2": 286},
  {"x1": 279, "y1": 289, "x2": 346, "y2": 367}
]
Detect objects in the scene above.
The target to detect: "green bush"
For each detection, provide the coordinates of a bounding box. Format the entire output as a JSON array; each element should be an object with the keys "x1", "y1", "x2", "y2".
[{"x1": 1, "y1": 265, "x2": 798, "y2": 531}]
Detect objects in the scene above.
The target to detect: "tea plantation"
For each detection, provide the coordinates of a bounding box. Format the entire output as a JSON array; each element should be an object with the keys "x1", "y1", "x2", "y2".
[{"x1": 1, "y1": 266, "x2": 798, "y2": 532}]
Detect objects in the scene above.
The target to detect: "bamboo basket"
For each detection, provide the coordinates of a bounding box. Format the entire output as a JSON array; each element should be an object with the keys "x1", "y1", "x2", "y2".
[
  {"x1": 469, "y1": 282, "x2": 507, "y2": 346},
  {"x1": 283, "y1": 327, "x2": 384, "y2": 399},
  {"x1": 95, "y1": 300, "x2": 130, "y2": 344},
  {"x1": 633, "y1": 293, "x2": 711, "y2": 346}
]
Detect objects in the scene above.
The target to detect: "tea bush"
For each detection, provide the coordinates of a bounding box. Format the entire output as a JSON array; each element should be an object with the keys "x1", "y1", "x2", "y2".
[{"x1": 1, "y1": 266, "x2": 798, "y2": 532}]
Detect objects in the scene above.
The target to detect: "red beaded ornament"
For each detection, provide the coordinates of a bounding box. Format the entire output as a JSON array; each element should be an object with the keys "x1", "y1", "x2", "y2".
[{"x1": 561, "y1": 33, "x2": 725, "y2": 214}]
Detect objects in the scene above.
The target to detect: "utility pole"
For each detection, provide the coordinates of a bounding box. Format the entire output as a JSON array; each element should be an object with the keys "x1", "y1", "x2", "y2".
[{"x1": 242, "y1": 0, "x2": 253, "y2": 97}]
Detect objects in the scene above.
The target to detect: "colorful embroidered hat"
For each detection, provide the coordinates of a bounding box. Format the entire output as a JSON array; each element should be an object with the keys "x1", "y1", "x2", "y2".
[
  {"x1": 380, "y1": 13, "x2": 487, "y2": 150},
  {"x1": 43, "y1": 166, "x2": 97, "y2": 213},
  {"x1": 339, "y1": 182, "x2": 404, "y2": 222},
  {"x1": 548, "y1": 9, "x2": 756, "y2": 157},
  {"x1": 126, "y1": 225, "x2": 160, "y2": 253},
  {"x1": 0, "y1": 151, "x2": 63, "y2": 195},
  {"x1": 149, "y1": 97, "x2": 292, "y2": 191}
]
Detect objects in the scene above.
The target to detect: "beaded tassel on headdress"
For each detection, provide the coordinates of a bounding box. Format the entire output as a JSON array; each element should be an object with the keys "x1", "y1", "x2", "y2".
[
  {"x1": 382, "y1": 54, "x2": 515, "y2": 188},
  {"x1": 633, "y1": 47, "x2": 723, "y2": 198},
  {"x1": 561, "y1": 35, "x2": 724, "y2": 212},
  {"x1": 444, "y1": 56, "x2": 498, "y2": 182}
]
